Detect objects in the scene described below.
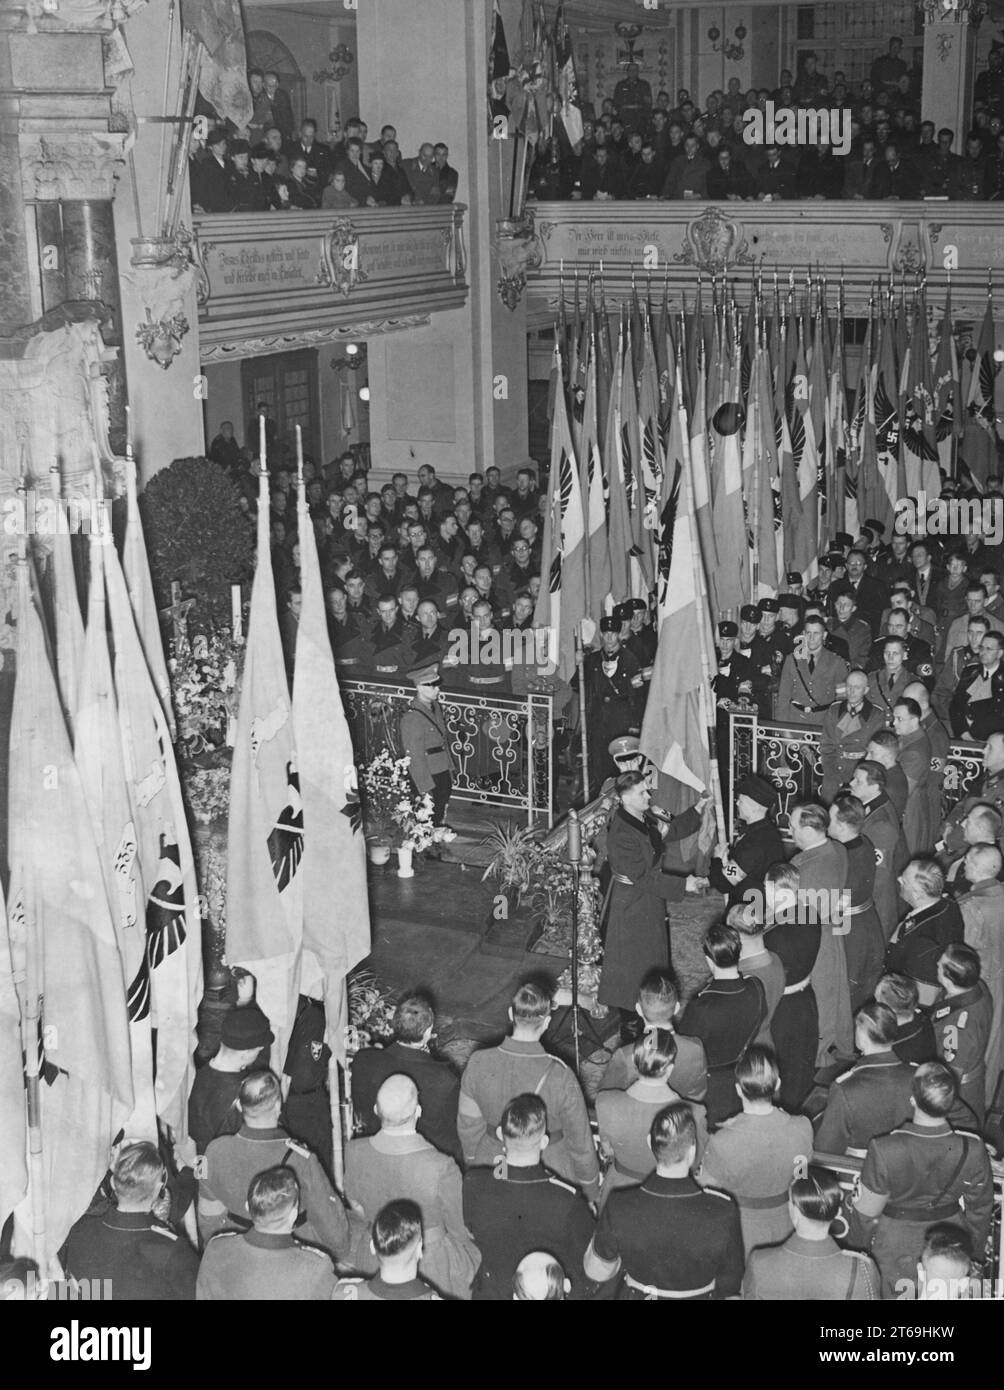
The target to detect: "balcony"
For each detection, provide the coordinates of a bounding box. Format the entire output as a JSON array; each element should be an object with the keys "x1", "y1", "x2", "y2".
[
  {"x1": 524, "y1": 200, "x2": 1004, "y2": 320},
  {"x1": 190, "y1": 204, "x2": 468, "y2": 362}
]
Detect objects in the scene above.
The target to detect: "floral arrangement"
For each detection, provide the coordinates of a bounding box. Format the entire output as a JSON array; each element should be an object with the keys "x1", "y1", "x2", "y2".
[
  {"x1": 528, "y1": 843, "x2": 603, "y2": 996},
  {"x1": 181, "y1": 763, "x2": 232, "y2": 825},
  {"x1": 169, "y1": 628, "x2": 243, "y2": 758},
  {"x1": 346, "y1": 969, "x2": 397, "y2": 1055},
  {"x1": 360, "y1": 748, "x2": 456, "y2": 853}
]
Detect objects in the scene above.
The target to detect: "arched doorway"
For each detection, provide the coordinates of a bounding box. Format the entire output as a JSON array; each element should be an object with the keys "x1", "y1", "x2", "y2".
[{"x1": 246, "y1": 30, "x2": 306, "y2": 129}]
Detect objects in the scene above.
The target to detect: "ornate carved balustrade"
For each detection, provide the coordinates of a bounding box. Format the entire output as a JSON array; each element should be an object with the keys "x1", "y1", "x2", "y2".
[
  {"x1": 524, "y1": 201, "x2": 1004, "y2": 320},
  {"x1": 340, "y1": 678, "x2": 553, "y2": 828},
  {"x1": 728, "y1": 711, "x2": 986, "y2": 839},
  {"x1": 191, "y1": 204, "x2": 468, "y2": 362}
]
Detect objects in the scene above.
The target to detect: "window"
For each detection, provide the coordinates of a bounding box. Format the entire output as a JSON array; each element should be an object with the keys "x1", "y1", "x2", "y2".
[{"x1": 241, "y1": 349, "x2": 320, "y2": 460}]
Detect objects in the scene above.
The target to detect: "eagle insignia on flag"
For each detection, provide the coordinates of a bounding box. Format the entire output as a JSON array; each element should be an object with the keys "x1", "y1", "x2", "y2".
[
  {"x1": 145, "y1": 835, "x2": 188, "y2": 971},
  {"x1": 268, "y1": 762, "x2": 304, "y2": 892}
]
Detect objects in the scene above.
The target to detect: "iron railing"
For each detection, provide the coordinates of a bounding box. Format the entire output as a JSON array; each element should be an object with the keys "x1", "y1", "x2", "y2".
[
  {"x1": 727, "y1": 711, "x2": 986, "y2": 840},
  {"x1": 340, "y1": 678, "x2": 554, "y2": 828}
]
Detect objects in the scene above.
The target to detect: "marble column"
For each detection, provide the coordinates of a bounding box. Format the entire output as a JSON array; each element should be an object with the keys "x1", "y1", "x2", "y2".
[{"x1": 921, "y1": 13, "x2": 978, "y2": 145}]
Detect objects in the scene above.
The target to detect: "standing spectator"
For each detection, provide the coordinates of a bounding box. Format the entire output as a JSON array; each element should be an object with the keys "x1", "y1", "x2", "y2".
[
  {"x1": 433, "y1": 143, "x2": 459, "y2": 201},
  {"x1": 886, "y1": 857, "x2": 965, "y2": 1004},
  {"x1": 286, "y1": 118, "x2": 329, "y2": 197},
  {"x1": 333, "y1": 1200, "x2": 442, "y2": 1302},
  {"x1": 403, "y1": 143, "x2": 441, "y2": 203},
  {"x1": 247, "y1": 68, "x2": 273, "y2": 146},
  {"x1": 613, "y1": 61, "x2": 653, "y2": 131},
  {"x1": 974, "y1": 45, "x2": 1004, "y2": 114},
  {"x1": 871, "y1": 37, "x2": 909, "y2": 99},
  {"x1": 790, "y1": 802, "x2": 854, "y2": 1067},
  {"x1": 191, "y1": 127, "x2": 231, "y2": 213},
  {"x1": 957, "y1": 134, "x2": 990, "y2": 200},
  {"x1": 793, "y1": 52, "x2": 828, "y2": 107},
  {"x1": 263, "y1": 70, "x2": 295, "y2": 142},
  {"x1": 381, "y1": 140, "x2": 414, "y2": 202},
  {"x1": 680, "y1": 925, "x2": 766, "y2": 1127},
  {"x1": 208, "y1": 420, "x2": 240, "y2": 472}
]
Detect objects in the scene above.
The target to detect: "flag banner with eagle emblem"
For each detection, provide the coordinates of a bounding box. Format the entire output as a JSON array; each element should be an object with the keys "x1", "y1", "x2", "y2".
[
  {"x1": 867, "y1": 314, "x2": 901, "y2": 535},
  {"x1": 641, "y1": 369, "x2": 715, "y2": 811},
  {"x1": 488, "y1": 0, "x2": 512, "y2": 130},
  {"x1": 808, "y1": 312, "x2": 829, "y2": 545},
  {"x1": 746, "y1": 343, "x2": 782, "y2": 597},
  {"x1": 554, "y1": 1, "x2": 583, "y2": 147},
  {"x1": 533, "y1": 341, "x2": 587, "y2": 683},
  {"x1": 789, "y1": 330, "x2": 820, "y2": 583},
  {"x1": 899, "y1": 291, "x2": 941, "y2": 501},
  {"x1": 180, "y1": 0, "x2": 252, "y2": 130},
  {"x1": 965, "y1": 300, "x2": 1001, "y2": 488},
  {"x1": 6, "y1": 557, "x2": 132, "y2": 1262},
  {"x1": 826, "y1": 315, "x2": 851, "y2": 545},
  {"x1": 934, "y1": 288, "x2": 964, "y2": 479},
  {"x1": 689, "y1": 340, "x2": 720, "y2": 609},
  {"x1": 580, "y1": 331, "x2": 611, "y2": 621},
  {"x1": 620, "y1": 325, "x2": 653, "y2": 594},
  {"x1": 294, "y1": 474, "x2": 370, "y2": 1070},
  {"x1": 124, "y1": 452, "x2": 175, "y2": 741},
  {"x1": 710, "y1": 345, "x2": 749, "y2": 614},
  {"x1": 605, "y1": 329, "x2": 633, "y2": 606},
  {"x1": 638, "y1": 320, "x2": 667, "y2": 546},
  {"x1": 227, "y1": 467, "x2": 304, "y2": 1073},
  {"x1": 76, "y1": 525, "x2": 157, "y2": 1144},
  {"x1": 48, "y1": 467, "x2": 84, "y2": 733},
  {"x1": 104, "y1": 519, "x2": 202, "y2": 1161}
]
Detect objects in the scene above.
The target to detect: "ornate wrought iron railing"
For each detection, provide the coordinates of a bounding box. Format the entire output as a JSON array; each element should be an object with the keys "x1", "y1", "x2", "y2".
[
  {"x1": 727, "y1": 711, "x2": 986, "y2": 840},
  {"x1": 340, "y1": 679, "x2": 554, "y2": 828}
]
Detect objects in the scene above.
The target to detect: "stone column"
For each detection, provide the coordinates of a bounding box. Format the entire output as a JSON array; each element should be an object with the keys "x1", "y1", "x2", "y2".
[
  {"x1": 355, "y1": 0, "x2": 529, "y2": 483},
  {"x1": 921, "y1": 14, "x2": 978, "y2": 144}
]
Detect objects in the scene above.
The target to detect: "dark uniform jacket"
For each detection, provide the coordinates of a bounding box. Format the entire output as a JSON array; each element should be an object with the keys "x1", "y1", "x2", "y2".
[
  {"x1": 931, "y1": 981, "x2": 995, "y2": 1128},
  {"x1": 593, "y1": 1175, "x2": 744, "y2": 1299},
  {"x1": 352, "y1": 1040, "x2": 462, "y2": 1164},
  {"x1": 64, "y1": 1209, "x2": 199, "y2": 1301},
  {"x1": 775, "y1": 647, "x2": 849, "y2": 725},
  {"x1": 332, "y1": 1273, "x2": 440, "y2": 1300},
  {"x1": 861, "y1": 794, "x2": 910, "y2": 939},
  {"x1": 196, "y1": 1229, "x2": 335, "y2": 1300},
  {"x1": 188, "y1": 1065, "x2": 255, "y2": 1154},
  {"x1": 814, "y1": 1052, "x2": 916, "y2": 1157},
  {"x1": 886, "y1": 897, "x2": 964, "y2": 986},
  {"x1": 680, "y1": 977, "x2": 766, "y2": 1127},
  {"x1": 819, "y1": 698, "x2": 887, "y2": 800},
  {"x1": 949, "y1": 662, "x2": 1004, "y2": 739},
  {"x1": 743, "y1": 1234, "x2": 879, "y2": 1300},
  {"x1": 463, "y1": 1162, "x2": 596, "y2": 1300},
  {"x1": 890, "y1": 1012, "x2": 937, "y2": 1065},
  {"x1": 708, "y1": 816, "x2": 786, "y2": 906}
]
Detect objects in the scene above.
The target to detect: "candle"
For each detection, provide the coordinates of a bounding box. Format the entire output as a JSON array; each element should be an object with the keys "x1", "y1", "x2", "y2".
[
  {"x1": 231, "y1": 583, "x2": 242, "y2": 641},
  {"x1": 567, "y1": 808, "x2": 582, "y2": 864},
  {"x1": 295, "y1": 423, "x2": 304, "y2": 485},
  {"x1": 259, "y1": 412, "x2": 266, "y2": 469}
]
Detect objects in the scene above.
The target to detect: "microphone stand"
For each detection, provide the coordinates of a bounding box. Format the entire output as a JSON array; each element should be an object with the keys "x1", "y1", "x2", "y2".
[{"x1": 567, "y1": 808, "x2": 582, "y2": 1076}]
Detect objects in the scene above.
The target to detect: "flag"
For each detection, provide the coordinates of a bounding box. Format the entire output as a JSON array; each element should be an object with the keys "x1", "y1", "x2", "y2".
[
  {"x1": 0, "y1": 875, "x2": 26, "y2": 1243},
  {"x1": 870, "y1": 313, "x2": 901, "y2": 530},
  {"x1": 620, "y1": 326, "x2": 652, "y2": 594},
  {"x1": 554, "y1": 2, "x2": 583, "y2": 147},
  {"x1": 226, "y1": 471, "x2": 304, "y2": 1073},
  {"x1": 965, "y1": 300, "x2": 1001, "y2": 488},
  {"x1": 748, "y1": 343, "x2": 781, "y2": 596},
  {"x1": 688, "y1": 340, "x2": 719, "y2": 602},
  {"x1": 8, "y1": 557, "x2": 132, "y2": 1259},
  {"x1": 808, "y1": 312, "x2": 829, "y2": 544},
  {"x1": 123, "y1": 453, "x2": 175, "y2": 741},
  {"x1": 789, "y1": 328, "x2": 820, "y2": 581},
  {"x1": 75, "y1": 525, "x2": 156, "y2": 1142},
  {"x1": 640, "y1": 369, "x2": 714, "y2": 809},
  {"x1": 293, "y1": 475, "x2": 370, "y2": 1068},
  {"x1": 104, "y1": 526, "x2": 202, "y2": 1158},
  {"x1": 580, "y1": 334, "x2": 611, "y2": 619},
  {"x1": 488, "y1": 0, "x2": 512, "y2": 127},
  {"x1": 826, "y1": 314, "x2": 850, "y2": 544},
  {"x1": 934, "y1": 288, "x2": 963, "y2": 478},
  {"x1": 534, "y1": 343, "x2": 587, "y2": 685},
  {"x1": 710, "y1": 346, "x2": 749, "y2": 613},
  {"x1": 638, "y1": 320, "x2": 666, "y2": 563},
  {"x1": 900, "y1": 294, "x2": 940, "y2": 499},
  {"x1": 181, "y1": 0, "x2": 252, "y2": 129},
  {"x1": 48, "y1": 468, "x2": 84, "y2": 731},
  {"x1": 605, "y1": 330, "x2": 632, "y2": 604}
]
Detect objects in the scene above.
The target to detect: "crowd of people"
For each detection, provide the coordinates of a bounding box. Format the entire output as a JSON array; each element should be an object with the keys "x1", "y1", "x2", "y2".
[
  {"x1": 528, "y1": 42, "x2": 1004, "y2": 202},
  {"x1": 190, "y1": 69, "x2": 458, "y2": 214}
]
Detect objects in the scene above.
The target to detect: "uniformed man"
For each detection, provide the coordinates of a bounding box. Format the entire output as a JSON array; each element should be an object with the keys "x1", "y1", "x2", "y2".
[
  {"x1": 366, "y1": 594, "x2": 416, "y2": 681},
  {"x1": 818, "y1": 669, "x2": 887, "y2": 803},
  {"x1": 196, "y1": 1070, "x2": 353, "y2": 1259},
  {"x1": 886, "y1": 858, "x2": 964, "y2": 1005},
  {"x1": 413, "y1": 545, "x2": 459, "y2": 614},
  {"x1": 583, "y1": 1103, "x2": 744, "y2": 1300},
  {"x1": 400, "y1": 663, "x2": 454, "y2": 826},
  {"x1": 931, "y1": 942, "x2": 994, "y2": 1131},
  {"x1": 345, "y1": 1074, "x2": 481, "y2": 1300},
  {"x1": 598, "y1": 966, "x2": 708, "y2": 1102},
  {"x1": 892, "y1": 697, "x2": 937, "y2": 856},
  {"x1": 827, "y1": 795, "x2": 886, "y2": 1009},
  {"x1": 679, "y1": 925, "x2": 766, "y2": 1127},
  {"x1": 941, "y1": 731, "x2": 1004, "y2": 856},
  {"x1": 807, "y1": 555, "x2": 843, "y2": 620},
  {"x1": 624, "y1": 596, "x2": 658, "y2": 668},
  {"x1": 742, "y1": 1166, "x2": 879, "y2": 1300},
  {"x1": 332, "y1": 1200, "x2": 442, "y2": 1301},
  {"x1": 790, "y1": 802, "x2": 854, "y2": 1067},
  {"x1": 713, "y1": 620, "x2": 757, "y2": 709},
  {"x1": 903, "y1": 680, "x2": 949, "y2": 834},
  {"x1": 462, "y1": 1094, "x2": 596, "y2": 1301},
  {"x1": 828, "y1": 591, "x2": 873, "y2": 668},
  {"x1": 708, "y1": 773, "x2": 786, "y2": 908},
  {"x1": 410, "y1": 599, "x2": 450, "y2": 668},
  {"x1": 732, "y1": 907, "x2": 785, "y2": 1044},
  {"x1": 196, "y1": 1166, "x2": 336, "y2": 1300},
  {"x1": 749, "y1": 597, "x2": 793, "y2": 699},
  {"x1": 763, "y1": 862, "x2": 821, "y2": 1110},
  {"x1": 512, "y1": 1251, "x2": 570, "y2": 1300},
  {"x1": 282, "y1": 994, "x2": 333, "y2": 1175},
  {"x1": 63, "y1": 1142, "x2": 199, "y2": 1301},
  {"x1": 351, "y1": 991, "x2": 462, "y2": 1164},
  {"x1": 458, "y1": 981, "x2": 601, "y2": 1200},
  {"x1": 573, "y1": 616, "x2": 644, "y2": 787},
  {"x1": 848, "y1": 1061, "x2": 994, "y2": 1300},
  {"x1": 850, "y1": 760, "x2": 910, "y2": 940},
  {"x1": 775, "y1": 615, "x2": 850, "y2": 726},
  {"x1": 814, "y1": 1003, "x2": 916, "y2": 1158},
  {"x1": 188, "y1": 1005, "x2": 273, "y2": 1154},
  {"x1": 867, "y1": 611, "x2": 934, "y2": 688},
  {"x1": 735, "y1": 604, "x2": 760, "y2": 661},
  {"x1": 875, "y1": 973, "x2": 937, "y2": 1064},
  {"x1": 868, "y1": 636, "x2": 916, "y2": 725}
]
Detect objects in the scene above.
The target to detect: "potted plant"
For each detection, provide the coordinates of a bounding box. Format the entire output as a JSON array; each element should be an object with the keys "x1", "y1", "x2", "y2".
[{"x1": 480, "y1": 819, "x2": 539, "y2": 918}]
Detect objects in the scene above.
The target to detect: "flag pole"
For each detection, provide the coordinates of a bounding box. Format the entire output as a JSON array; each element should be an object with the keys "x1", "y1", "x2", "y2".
[
  {"x1": 575, "y1": 628, "x2": 589, "y2": 803},
  {"x1": 507, "y1": 129, "x2": 520, "y2": 219},
  {"x1": 328, "y1": 1057, "x2": 346, "y2": 1190},
  {"x1": 749, "y1": 346, "x2": 760, "y2": 603}
]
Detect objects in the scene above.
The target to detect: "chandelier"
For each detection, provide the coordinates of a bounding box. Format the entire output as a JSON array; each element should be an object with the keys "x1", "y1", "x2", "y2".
[
  {"x1": 919, "y1": 0, "x2": 987, "y2": 22},
  {"x1": 331, "y1": 341, "x2": 367, "y2": 371},
  {"x1": 314, "y1": 44, "x2": 354, "y2": 84},
  {"x1": 708, "y1": 23, "x2": 747, "y2": 61}
]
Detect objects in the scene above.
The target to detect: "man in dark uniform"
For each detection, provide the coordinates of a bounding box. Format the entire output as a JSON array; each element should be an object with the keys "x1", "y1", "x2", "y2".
[
  {"x1": 584, "y1": 1103, "x2": 744, "y2": 1299},
  {"x1": 848, "y1": 1062, "x2": 994, "y2": 1299},
  {"x1": 63, "y1": 1142, "x2": 199, "y2": 1300},
  {"x1": 829, "y1": 591, "x2": 873, "y2": 668},
  {"x1": 849, "y1": 760, "x2": 910, "y2": 941},
  {"x1": 819, "y1": 668, "x2": 887, "y2": 802},
  {"x1": 886, "y1": 857, "x2": 964, "y2": 1006},
  {"x1": 624, "y1": 597, "x2": 657, "y2": 667},
  {"x1": 197, "y1": 1167, "x2": 337, "y2": 1300},
  {"x1": 713, "y1": 620, "x2": 757, "y2": 708},
  {"x1": 932, "y1": 942, "x2": 994, "y2": 1131},
  {"x1": 363, "y1": 544, "x2": 407, "y2": 605},
  {"x1": 196, "y1": 1070, "x2": 353, "y2": 1259},
  {"x1": 188, "y1": 1006, "x2": 272, "y2": 1154},
  {"x1": 679, "y1": 925, "x2": 766, "y2": 1127},
  {"x1": 414, "y1": 546, "x2": 460, "y2": 615},
  {"x1": 574, "y1": 616, "x2": 643, "y2": 787},
  {"x1": 332, "y1": 1199, "x2": 442, "y2": 1301},
  {"x1": 708, "y1": 773, "x2": 785, "y2": 908},
  {"x1": 941, "y1": 732, "x2": 1004, "y2": 852},
  {"x1": 613, "y1": 62, "x2": 653, "y2": 131},
  {"x1": 366, "y1": 594, "x2": 416, "y2": 682},
  {"x1": 282, "y1": 994, "x2": 333, "y2": 1177},
  {"x1": 749, "y1": 597, "x2": 791, "y2": 708},
  {"x1": 351, "y1": 992, "x2": 462, "y2": 1164},
  {"x1": 410, "y1": 599, "x2": 450, "y2": 668},
  {"x1": 458, "y1": 982, "x2": 601, "y2": 1201},
  {"x1": 876, "y1": 974, "x2": 937, "y2": 1064},
  {"x1": 463, "y1": 1094, "x2": 596, "y2": 1301},
  {"x1": 400, "y1": 663, "x2": 455, "y2": 826},
  {"x1": 814, "y1": 1002, "x2": 915, "y2": 1157},
  {"x1": 867, "y1": 612, "x2": 934, "y2": 687},
  {"x1": 827, "y1": 794, "x2": 886, "y2": 1009},
  {"x1": 867, "y1": 636, "x2": 916, "y2": 724},
  {"x1": 775, "y1": 615, "x2": 850, "y2": 726},
  {"x1": 764, "y1": 863, "x2": 822, "y2": 1110},
  {"x1": 598, "y1": 966, "x2": 708, "y2": 1102}
]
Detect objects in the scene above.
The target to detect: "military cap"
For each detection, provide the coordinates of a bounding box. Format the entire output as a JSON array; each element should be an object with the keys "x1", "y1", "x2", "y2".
[
  {"x1": 251, "y1": 143, "x2": 270, "y2": 160},
  {"x1": 718, "y1": 620, "x2": 739, "y2": 637},
  {"x1": 834, "y1": 532, "x2": 854, "y2": 549},
  {"x1": 864, "y1": 518, "x2": 886, "y2": 537},
  {"x1": 785, "y1": 570, "x2": 803, "y2": 585},
  {"x1": 599, "y1": 615, "x2": 620, "y2": 633},
  {"x1": 777, "y1": 593, "x2": 802, "y2": 609},
  {"x1": 740, "y1": 604, "x2": 761, "y2": 623},
  {"x1": 627, "y1": 598, "x2": 647, "y2": 612},
  {"x1": 613, "y1": 602, "x2": 633, "y2": 623},
  {"x1": 759, "y1": 597, "x2": 780, "y2": 613},
  {"x1": 221, "y1": 1005, "x2": 273, "y2": 1050},
  {"x1": 408, "y1": 663, "x2": 440, "y2": 686},
  {"x1": 608, "y1": 735, "x2": 642, "y2": 760},
  {"x1": 734, "y1": 773, "x2": 778, "y2": 810}
]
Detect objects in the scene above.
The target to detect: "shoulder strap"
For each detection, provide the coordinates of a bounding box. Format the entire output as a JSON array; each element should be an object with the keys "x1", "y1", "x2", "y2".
[{"x1": 533, "y1": 1057, "x2": 557, "y2": 1096}]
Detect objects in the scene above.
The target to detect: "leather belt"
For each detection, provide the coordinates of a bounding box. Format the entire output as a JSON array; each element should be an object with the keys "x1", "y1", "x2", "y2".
[
  {"x1": 735, "y1": 1191, "x2": 789, "y2": 1210},
  {"x1": 782, "y1": 976, "x2": 812, "y2": 995},
  {"x1": 612, "y1": 873, "x2": 635, "y2": 887},
  {"x1": 843, "y1": 899, "x2": 875, "y2": 917},
  {"x1": 469, "y1": 675, "x2": 505, "y2": 685},
  {"x1": 426, "y1": 746, "x2": 443, "y2": 754},
  {"x1": 624, "y1": 1272, "x2": 716, "y2": 1300},
  {"x1": 375, "y1": 664, "x2": 399, "y2": 673},
  {"x1": 612, "y1": 1157, "x2": 652, "y2": 1182},
  {"x1": 792, "y1": 701, "x2": 829, "y2": 713},
  {"x1": 336, "y1": 657, "x2": 360, "y2": 666},
  {"x1": 884, "y1": 1201, "x2": 961, "y2": 1223}
]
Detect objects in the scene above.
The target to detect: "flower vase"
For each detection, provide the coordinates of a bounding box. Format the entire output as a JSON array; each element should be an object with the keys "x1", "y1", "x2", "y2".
[
  {"x1": 368, "y1": 842, "x2": 391, "y2": 866},
  {"x1": 396, "y1": 845, "x2": 415, "y2": 878}
]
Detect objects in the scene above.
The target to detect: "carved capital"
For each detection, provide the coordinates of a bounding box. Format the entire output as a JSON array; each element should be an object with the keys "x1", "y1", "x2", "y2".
[
  {"x1": 20, "y1": 131, "x2": 128, "y2": 201},
  {"x1": 673, "y1": 206, "x2": 753, "y2": 274}
]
